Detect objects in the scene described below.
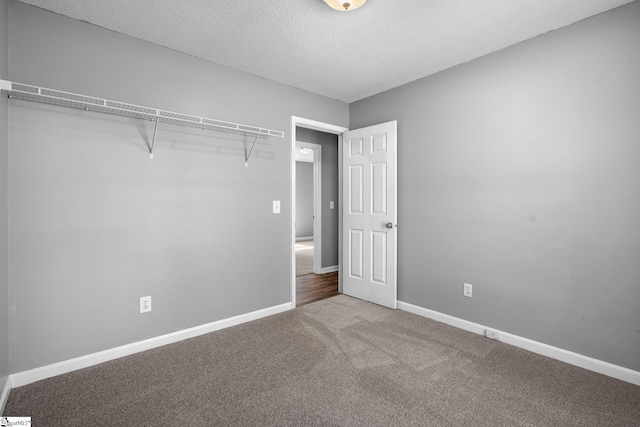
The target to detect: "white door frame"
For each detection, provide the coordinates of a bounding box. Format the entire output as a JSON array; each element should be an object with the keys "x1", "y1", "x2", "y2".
[
  {"x1": 291, "y1": 116, "x2": 349, "y2": 307},
  {"x1": 295, "y1": 141, "x2": 322, "y2": 274}
]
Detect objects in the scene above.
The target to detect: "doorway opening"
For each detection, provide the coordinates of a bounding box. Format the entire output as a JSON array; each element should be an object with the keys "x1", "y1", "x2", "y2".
[
  {"x1": 291, "y1": 117, "x2": 348, "y2": 307},
  {"x1": 295, "y1": 141, "x2": 321, "y2": 277}
]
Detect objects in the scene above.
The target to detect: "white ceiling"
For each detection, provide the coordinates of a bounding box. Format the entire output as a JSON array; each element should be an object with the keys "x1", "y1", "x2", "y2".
[{"x1": 17, "y1": 0, "x2": 635, "y2": 103}]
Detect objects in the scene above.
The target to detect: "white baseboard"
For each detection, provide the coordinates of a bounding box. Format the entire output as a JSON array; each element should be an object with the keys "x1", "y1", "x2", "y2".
[
  {"x1": 0, "y1": 376, "x2": 11, "y2": 414},
  {"x1": 397, "y1": 301, "x2": 640, "y2": 387},
  {"x1": 296, "y1": 236, "x2": 313, "y2": 242},
  {"x1": 10, "y1": 302, "x2": 293, "y2": 388},
  {"x1": 320, "y1": 265, "x2": 339, "y2": 274}
]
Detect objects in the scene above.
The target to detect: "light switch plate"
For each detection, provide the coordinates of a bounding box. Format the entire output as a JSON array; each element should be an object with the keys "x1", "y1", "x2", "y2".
[
  {"x1": 330, "y1": 201, "x2": 335, "y2": 209},
  {"x1": 273, "y1": 200, "x2": 280, "y2": 214}
]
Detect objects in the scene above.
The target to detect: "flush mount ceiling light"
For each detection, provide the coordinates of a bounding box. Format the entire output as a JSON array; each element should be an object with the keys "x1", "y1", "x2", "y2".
[{"x1": 323, "y1": 0, "x2": 367, "y2": 12}]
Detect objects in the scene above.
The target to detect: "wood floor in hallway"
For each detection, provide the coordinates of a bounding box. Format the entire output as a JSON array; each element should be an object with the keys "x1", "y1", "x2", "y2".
[{"x1": 296, "y1": 272, "x2": 339, "y2": 307}]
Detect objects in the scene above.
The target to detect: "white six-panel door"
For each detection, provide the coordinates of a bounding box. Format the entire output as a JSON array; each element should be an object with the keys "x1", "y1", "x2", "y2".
[{"x1": 342, "y1": 121, "x2": 397, "y2": 309}]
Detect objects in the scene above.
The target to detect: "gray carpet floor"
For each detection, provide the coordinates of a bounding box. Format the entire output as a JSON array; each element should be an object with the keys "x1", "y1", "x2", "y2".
[
  {"x1": 5, "y1": 295, "x2": 640, "y2": 426},
  {"x1": 296, "y1": 239, "x2": 314, "y2": 276}
]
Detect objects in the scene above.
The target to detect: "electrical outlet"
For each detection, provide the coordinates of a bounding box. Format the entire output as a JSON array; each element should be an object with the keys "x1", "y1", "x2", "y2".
[
  {"x1": 485, "y1": 329, "x2": 500, "y2": 341},
  {"x1": 140, "y1": 296, "x2": 151, "y2": 314},
  {"x1": 463, "y1": 283, "x2": 473, "y2": 298}
]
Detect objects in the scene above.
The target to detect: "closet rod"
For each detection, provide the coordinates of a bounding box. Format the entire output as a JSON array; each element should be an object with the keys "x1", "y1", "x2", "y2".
[{"x1": 0, "y1": 79, "x2": 286, "y2": 140}]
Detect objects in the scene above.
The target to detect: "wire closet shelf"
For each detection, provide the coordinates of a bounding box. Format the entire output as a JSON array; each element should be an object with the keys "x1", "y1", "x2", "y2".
[{"x1": 0, "y1": 79, "x2": 285, "y2": 163}]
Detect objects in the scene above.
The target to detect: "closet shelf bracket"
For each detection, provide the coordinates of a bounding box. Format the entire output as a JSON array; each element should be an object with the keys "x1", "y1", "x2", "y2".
[
  {"x1": 244, "y1": 132, "x2": 260, "y2": 168},
  {"x1": 150, "y1": 115, "x2": 160, "y2": 160},
  {"x1": 0, "y1": 78, "x2": 285, "y2": 163}
]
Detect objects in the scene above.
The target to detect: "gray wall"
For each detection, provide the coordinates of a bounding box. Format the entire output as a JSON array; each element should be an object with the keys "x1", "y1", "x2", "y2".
[
  {"x1": 7, "y1": 2, "x2": 348, "y2": 373},
  {"x1": 350, "y1": 2, "x2": 640, "y2": 371},
  {"x1": 0, "y1": 0, "x2": 9, "y2": 395},
  {"x1": 296, "y1": 128, "x2": 339, "y2": 268},
  {"x1": 295, "y1": 161, "x2": 314, "y2": 238}
]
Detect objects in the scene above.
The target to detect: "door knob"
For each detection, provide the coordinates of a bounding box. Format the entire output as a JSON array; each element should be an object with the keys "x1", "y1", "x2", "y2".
[{"x1": 385, "y1": 222, "x2": 394, "y2": 229}]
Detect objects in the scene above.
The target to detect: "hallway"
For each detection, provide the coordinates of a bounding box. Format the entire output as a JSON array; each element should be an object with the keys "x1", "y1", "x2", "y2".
[{"x1": 296, "y1": 272, "x2": 339, "y2": 307}]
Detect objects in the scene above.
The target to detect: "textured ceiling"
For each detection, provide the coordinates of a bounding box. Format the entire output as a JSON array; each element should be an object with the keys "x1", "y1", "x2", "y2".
[{"x1": 17, "y1": 0, "x2": 635, "y2": 103}]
